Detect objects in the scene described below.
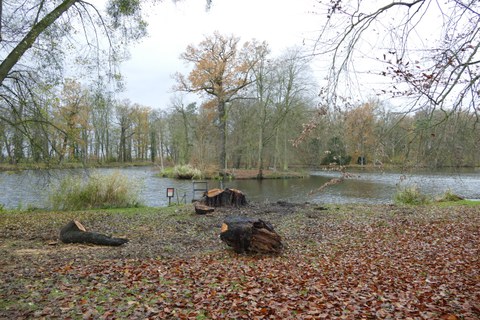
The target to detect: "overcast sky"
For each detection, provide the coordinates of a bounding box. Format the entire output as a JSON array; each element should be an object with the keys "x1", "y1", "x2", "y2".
[{"x1": 116, "y1": 0, "x2": 321, "y2": 109}]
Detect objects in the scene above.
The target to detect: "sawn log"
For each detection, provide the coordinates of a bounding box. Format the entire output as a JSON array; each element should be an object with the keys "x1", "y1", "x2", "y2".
[
  {"x1": 220, "y1": 216, "x2": 282, "y2": 254},
  {"x1": 194, "y1": 202, "x2": 215, "y2": 214},
  {"x1": 60, "y1": 220, "x2": 129, "y2": 246}
]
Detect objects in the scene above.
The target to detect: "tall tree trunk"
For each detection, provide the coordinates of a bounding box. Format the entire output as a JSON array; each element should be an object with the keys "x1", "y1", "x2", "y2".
[
  {"x1": 12, "y1": 105, "x2": 24, "y2": 164},
  {"x1": 0, "y1": 0, "x2": 78, "y2": 84},
  {"x1": 159, "y1": 130, "x2": 165, "y2": 171},
  {"x1": 283, "y1": 120, "x2": 288, "y2": 171},
  {"x1": 127, "y1": 136, "x2": 132, "y2": 162},
  {"x1": 150, "y1": 130, "x2": 156, "y2": 163},
  {"x1": 4, "y1": 136, "x2": 13, "y2": 163},
  {"x1": 81, "y1": 128, "x2": 88, "y2": 164},
  {"x1": 257, "y1": 128, "x2": 264, "y2": 179},
  {"x1": 218, "y1": 99, "x2": 227, "y2": 179},
  {"x1": 181, "y1": 109, "x2": 190, "y2": 163},
  {"x1": 256, "y1": 100, "x2": 268, "y2": 179},
  {"x1": 119, "y1": 127, "x2": 126, "y2": 162},
  {"x1": 273, "y1": 127, "x2": 279, "y2": 171},
  {"x1": 60, "y1": 133, "x2": 68, "y2": 162},
  {"x1": 105, "y1": 128, "x2": 110, "y2": 162}
]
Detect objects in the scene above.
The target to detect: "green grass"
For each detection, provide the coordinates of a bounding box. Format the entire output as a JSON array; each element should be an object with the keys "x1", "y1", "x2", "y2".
[{"x1": 435, "y1": 199, "x2": 480, "y2": 207}]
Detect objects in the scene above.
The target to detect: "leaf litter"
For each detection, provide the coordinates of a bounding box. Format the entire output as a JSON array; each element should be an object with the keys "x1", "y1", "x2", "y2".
[{"x1": 0, "y1": 202, "x2": 479, "y2": 319}]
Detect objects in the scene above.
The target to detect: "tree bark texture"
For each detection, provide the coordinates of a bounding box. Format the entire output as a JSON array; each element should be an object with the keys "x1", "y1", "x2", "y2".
[
  {"x1": 220, "y1": 216, "x2": 282, "y2": 254},
  {"x1": 201, "y1": 188, "x2": 247, "y2": 207},
  {"x1": 60, "y1": 220, "x2": 129, "y2": 246}
]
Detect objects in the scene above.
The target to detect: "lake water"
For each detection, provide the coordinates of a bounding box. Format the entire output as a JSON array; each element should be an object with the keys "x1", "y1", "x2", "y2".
[{"x1": 0, "y1": 167, "x2": 479, "y2": 209}]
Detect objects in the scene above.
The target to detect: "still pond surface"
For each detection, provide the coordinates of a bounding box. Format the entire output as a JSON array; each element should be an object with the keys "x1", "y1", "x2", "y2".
[{"x1": 0, "y1": 166, "x2": 479, "y2": 209}]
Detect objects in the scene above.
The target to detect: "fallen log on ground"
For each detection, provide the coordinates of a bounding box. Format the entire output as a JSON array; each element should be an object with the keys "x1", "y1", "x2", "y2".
[
  {"x1": 60, "y1": 220, "x2": 129, "y2": 246},
  {"x1": 220, "y1": 216, "x2": 282, "y2": 254},
  {"x1": 201, "y1": 188, "x2": 247, "y2": 207}
]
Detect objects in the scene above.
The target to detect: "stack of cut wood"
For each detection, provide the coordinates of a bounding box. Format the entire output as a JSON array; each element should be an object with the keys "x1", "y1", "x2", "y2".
[
  {"x1": 220, "y1": 216, "x2": 283, "y2": 254},
  {"x1": 201, "y1": 188, "x2": 247, "y2": 207}
]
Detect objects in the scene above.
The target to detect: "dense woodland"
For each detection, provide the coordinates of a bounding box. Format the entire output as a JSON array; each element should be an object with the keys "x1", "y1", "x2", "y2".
[
  {"x1": 1, "y1": 0, "x2": 479, "y2": 171},
  {"x1": 1, "y1": 77, "x2": 478, "y2": 169}
]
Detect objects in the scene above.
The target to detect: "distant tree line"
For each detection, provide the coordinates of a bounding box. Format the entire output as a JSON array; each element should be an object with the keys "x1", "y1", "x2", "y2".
[
  {"x1": 299, "y1": 101, "x2": 480, "y2": 168},
  {"x1": 1, "y1": 76, "x2": 478, "y2": 170}
]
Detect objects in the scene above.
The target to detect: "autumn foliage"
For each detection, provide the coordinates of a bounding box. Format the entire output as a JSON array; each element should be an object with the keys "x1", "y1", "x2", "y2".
[
  {"x1": 174, "y1": 32, "x2": 268, "y2": 174},
  {"x1": 1, "y1": 203, "x2": 479, "y2": 319}
]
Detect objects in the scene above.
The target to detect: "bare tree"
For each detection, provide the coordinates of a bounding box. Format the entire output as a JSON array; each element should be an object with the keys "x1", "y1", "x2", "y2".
[
  {"x1": 252, "y1": 46, "x2": 316, "y2": 177},
  {"x1": 169, "y1": 95, "x2": 196, "y2": 164},
  {"x1": 115, "y1": 100, "x2": 134, "y2": 163},
  {"x1": 313, "y1": 0, "x2": 479, "y2": 120}
]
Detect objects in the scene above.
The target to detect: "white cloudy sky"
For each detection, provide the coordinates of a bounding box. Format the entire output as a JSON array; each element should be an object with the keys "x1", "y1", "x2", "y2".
[
  {"x1": 117, "y1": 0, "x2": 321, "y2": 109},
  {"x1": 113, "y1": 0, "x2": 450, "y2": 111}
]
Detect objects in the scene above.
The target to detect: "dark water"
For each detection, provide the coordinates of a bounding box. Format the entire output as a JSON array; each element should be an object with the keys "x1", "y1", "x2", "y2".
[{"x1": 0, "y1": 167, "x2": 479, "y2": 209}]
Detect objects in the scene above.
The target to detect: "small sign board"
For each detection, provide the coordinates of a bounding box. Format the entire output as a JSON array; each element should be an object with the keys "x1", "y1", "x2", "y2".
[{"x1": 166, "y1": 187, "x2": 175, "y2": 205}]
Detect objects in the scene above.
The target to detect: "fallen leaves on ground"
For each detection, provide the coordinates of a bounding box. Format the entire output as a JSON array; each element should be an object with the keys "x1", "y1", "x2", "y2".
[{"x1": 0, "y1": 203, "x2": 479, "y2": 319}]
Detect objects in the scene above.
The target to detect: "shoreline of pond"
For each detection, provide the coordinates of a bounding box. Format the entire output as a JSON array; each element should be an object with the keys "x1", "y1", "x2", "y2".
[
  {"x1": 0, "y1": 161, "x2": 156, "y2": 173},
  {"x1": 1, "y1": 166, "x2": 479, "y2": 210},
  {"x1": 1, "y1": 162, "x2": 478, "y2": 178}
]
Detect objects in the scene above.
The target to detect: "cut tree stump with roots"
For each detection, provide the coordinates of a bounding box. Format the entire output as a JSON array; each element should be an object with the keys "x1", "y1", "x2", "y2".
[
  {"x1": 220, "y1": 216, "x2": 283, "y2": 254},
  {"x1": 201, "y1": 188, "x2": 247, "y2": 207},
  {"x1": 60, "y1": 220, "x2": 129, "y2": 246}
]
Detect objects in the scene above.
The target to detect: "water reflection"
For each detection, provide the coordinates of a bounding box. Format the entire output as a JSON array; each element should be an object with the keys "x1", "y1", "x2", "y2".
[{"x1": 0, "y1": 167, "x2": 478, "y2": 209}]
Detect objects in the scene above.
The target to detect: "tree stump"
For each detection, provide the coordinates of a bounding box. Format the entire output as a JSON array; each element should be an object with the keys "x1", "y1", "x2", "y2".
[
  {"x1": 220, "y1": 216, "x2": 283, "y2": 254},
  {"x1": 194, "y1": 202, "x2": 215, "y2": 214},
  {"x1": 60, "y1": 220, "x2": 129, "y2": 246},
  {"x1": 202, "y1": 188, "x2": 247, "y2": 207}
]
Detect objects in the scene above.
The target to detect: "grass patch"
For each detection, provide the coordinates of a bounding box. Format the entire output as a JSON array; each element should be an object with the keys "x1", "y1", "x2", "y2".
[
  {"x1": 394, "y1": 187, "x2": 478, "y2": 206},
  {"x1": 435, "y1": 189, "x2": 465, "y2": 202},
  {"x1": 160, "y1": 165, "x2": 203, "y2": 180},
  {"x1": 173, "y1": 164, "x2": 203, "y2": 179},
  {"x1": 393, "y1": 185, "x2": 431, "y2": 205},
  {"x1": 435, "y1": 199, "x2": 480, "y2": 207},
  {"x1": 158, "y1": 167, "x2": 174, "y2": 177},
  {"x1": 48, "y1": 171, "x2": 142, "y2": 210}
]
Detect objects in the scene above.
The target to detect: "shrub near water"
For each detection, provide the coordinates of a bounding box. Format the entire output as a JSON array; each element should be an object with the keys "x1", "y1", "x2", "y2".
[
  {"x1": 436, "y1": 189, "x2": 464, "y2": 202},
  {"x1": 49, "y1": 172, "x2": 141, "y2": 210},
  {"x1": 394, "y1": 185, "x2": 431, "y2": 205},
  {"x1": 172, "y1": 164, "x2": 203, "y2": 179}
]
